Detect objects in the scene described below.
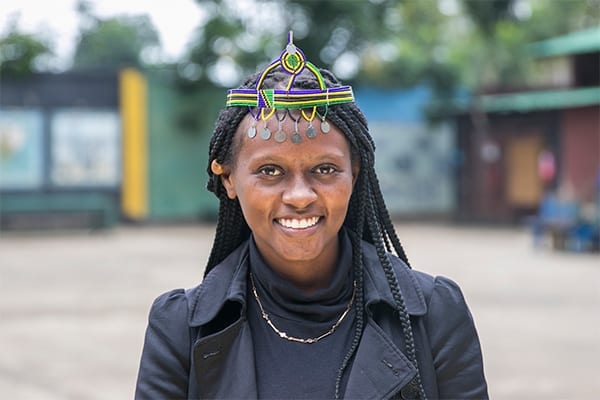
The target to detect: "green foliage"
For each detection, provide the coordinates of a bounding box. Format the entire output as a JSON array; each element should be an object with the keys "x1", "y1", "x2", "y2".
[
  {"x1": 452, "y1": 0, "x2": 599, "y2": 91},
  {"x1": 182, "y1": 0, "x2": 599, "y2": 90},
  {"x1": 72, "y1": 5, "x2": 160, "y2": 71},
  {"x1": 0, "y1": 18, "x2": 53, "y2": 77},
  {"x1": 180, "y1": 0, "x2": 399, "y2": 88},
  {"x1": 176, "y1": 0, "x2": 600, "y2": 129},
  {"x1": 462, "y1": 0, "x2": 514, "y2": 36}
]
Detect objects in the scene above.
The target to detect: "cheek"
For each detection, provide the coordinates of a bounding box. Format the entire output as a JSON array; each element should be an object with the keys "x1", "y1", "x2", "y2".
[
  {"x1": 325, "y1": 179, "x2": 354, "y2": 214},
  {"x1": 234, "y1": 180, "x2": 273, "y2": 220}
]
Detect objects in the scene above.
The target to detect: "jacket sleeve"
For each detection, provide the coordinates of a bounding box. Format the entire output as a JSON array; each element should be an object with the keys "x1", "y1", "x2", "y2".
[
  {"x1": 425, "y1": 276, "x2": 488, "y2": 399},
  {"x1": 135, "y1": 289, "x2": 191, "y2": 399}
]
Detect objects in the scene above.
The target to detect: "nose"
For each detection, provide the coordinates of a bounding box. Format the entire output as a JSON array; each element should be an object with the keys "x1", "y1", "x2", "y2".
[{"x1": 282, "y1": 174, "x2": 317, "y2": 210}]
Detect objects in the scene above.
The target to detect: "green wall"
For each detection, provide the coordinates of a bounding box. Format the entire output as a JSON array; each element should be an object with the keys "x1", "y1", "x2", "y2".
[{"x1": 146, "y1": 74, "x2": 222, "y2": 221}]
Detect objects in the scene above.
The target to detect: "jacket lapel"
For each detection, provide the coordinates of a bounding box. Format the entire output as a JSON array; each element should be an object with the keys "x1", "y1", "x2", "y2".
[
  {"x1": 193, "y1": 318, "x2": 258, "y2": 399},
  {"x1": 343, "y1": 319, "x2": 417, "y2": 399},
  {"x1": 187, "y1": 242, "x2": 258, "y2": 398},
  {"x1": 342, "y1": 241, "x2": 426, "y2": 399},
  {"x1": 361, "y1": 240, "x2": 427, "y2": 316}
]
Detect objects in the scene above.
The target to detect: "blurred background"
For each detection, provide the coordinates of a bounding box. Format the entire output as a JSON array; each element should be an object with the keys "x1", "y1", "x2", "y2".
[{"x1": 0, "y1": 0, "x2": 599, "y2": 399}]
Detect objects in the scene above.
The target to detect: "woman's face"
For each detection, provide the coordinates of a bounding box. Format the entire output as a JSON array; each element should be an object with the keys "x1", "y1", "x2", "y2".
[{"x1": 220, "y1": 112, "x2": 358, "y2": 290}]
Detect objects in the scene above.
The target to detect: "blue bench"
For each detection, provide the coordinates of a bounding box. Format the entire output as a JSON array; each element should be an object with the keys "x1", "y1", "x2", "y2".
[{"x1": 532, "y1": 194, "x2": 599, "y2": 252}]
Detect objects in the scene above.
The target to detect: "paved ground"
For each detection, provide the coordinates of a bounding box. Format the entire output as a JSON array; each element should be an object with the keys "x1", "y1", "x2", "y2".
[{"x1": 0, "y1": 223, "x2": 598, "y2": 399}]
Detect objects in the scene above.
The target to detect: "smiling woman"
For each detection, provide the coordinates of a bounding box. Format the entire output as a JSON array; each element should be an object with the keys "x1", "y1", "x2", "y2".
[
  {"x1": 135, "y1": 32, "x2": 488, "y2": 400},
  {"x1": 218, "y1": 111, "x2": 357, "y2": 291}
]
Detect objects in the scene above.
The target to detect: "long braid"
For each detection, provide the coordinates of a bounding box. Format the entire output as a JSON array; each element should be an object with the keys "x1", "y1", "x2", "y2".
[
  {"x1": 364, "y1": 191, "x2": 426, "y2": 399},
  {"x1": 328, "y1": 101, "x2": 425, "y2": 398},
  {"x1": 368, "y1": 167, "x2": 411, "y2": 265},
  {"x1": 205, "y1": 78, "x2": 257, "y2": 274},
  {"x1": 205, "y1": 108, "x2": 249, "y2": 269},
  {"x1": 205, "y1": 66, "x2": 426, "y2": 398},
  {"x1": 334, "y1": 152, "x2": 367, "y2": 399}
]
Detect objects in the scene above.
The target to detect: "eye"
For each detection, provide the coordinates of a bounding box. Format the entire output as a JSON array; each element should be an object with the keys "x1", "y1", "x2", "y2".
[
  {"x1": 258, "y1": 165, "x2": 283, "y2": 177},
  {"x1": 314, "y1": 164, "x2": 338, "y2": 175}
]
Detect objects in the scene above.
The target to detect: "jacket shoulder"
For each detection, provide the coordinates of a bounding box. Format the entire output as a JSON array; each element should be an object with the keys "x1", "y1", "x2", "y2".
[
  {"x1": 146, "y1": 288, "x2": 192, "y2": 348},
  {"x1": 386, "y1": 256, "x2": 488, "y2": 398},
  {"x1": 386, "y1": 252, "x2": 466, "y2": 304},
  {"x1": 386, "y1": 251, "x2": 471, "y2": 317},
  {"x1": 135, "y1": 289, "x2": 192, "y2": 399},
  {"x1": 149, "y1": 288, "x2": 187, "y2": 318}
]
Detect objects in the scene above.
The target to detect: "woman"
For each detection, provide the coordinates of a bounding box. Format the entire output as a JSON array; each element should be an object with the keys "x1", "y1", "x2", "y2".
[{"x1": 135, "y1": 33, "x2": 488, "y2": 399}]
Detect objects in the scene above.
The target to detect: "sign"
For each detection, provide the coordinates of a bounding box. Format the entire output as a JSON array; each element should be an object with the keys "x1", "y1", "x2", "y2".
[
  {"x1": 0, "y1": 110, "x2": 44, "y2": 189},
  {"x1": 50, "y1": 109, "x2": 120, "y2": 187}
]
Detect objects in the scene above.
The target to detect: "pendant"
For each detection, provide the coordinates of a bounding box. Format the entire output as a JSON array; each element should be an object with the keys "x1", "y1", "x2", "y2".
[
  {"x1": 291, "y1": 132, "x2": 302, "y2": 144},
  {"x1": 321, "y1": 120, "x2": 330, "y2": 133},
  {"x1": 260, "y1": 127, "x2": 271, "y2": 140},
  {"x1": 306, "y1": 125, "x2": 317, "y2": 139},
  {"x1": 247, "y1": 125, "x2": 257, "y2": 138},
  {"x1": 274, "y1": 130, "x2": 286, "y2": 143}
]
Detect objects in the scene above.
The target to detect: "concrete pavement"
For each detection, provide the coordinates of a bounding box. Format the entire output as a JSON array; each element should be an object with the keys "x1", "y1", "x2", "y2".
[{"x1": 0, "y1": 223, "x2": 598, "y2": 399}]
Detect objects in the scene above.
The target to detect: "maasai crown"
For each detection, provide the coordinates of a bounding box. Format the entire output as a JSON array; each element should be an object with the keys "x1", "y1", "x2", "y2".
[{"x1": 225, "y1": 31, "x2": 355, "y2": 143}]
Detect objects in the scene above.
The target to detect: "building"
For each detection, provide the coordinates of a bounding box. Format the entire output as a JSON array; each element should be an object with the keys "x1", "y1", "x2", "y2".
[
  {"x1": 0, "y1": 69, "x2": 219, "y2": 229},
  {"x1": 453, "y1": 27, "x2": 600, "y2": 224}
]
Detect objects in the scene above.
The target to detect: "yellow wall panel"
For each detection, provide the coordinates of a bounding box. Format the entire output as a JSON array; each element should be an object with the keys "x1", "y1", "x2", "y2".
[{"x1": 119, "y1": 68, "x2": 148, "y2": 220}]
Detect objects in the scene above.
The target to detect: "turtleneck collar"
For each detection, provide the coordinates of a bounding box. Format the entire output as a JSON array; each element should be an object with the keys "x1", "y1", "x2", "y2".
[{"x1": 248, "y1": 229, "x2": 354, "y2": 324}]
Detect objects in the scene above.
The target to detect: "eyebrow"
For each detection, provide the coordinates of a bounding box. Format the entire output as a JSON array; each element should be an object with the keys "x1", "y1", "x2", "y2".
[{"x1": 249, "y1": 151, "x2": 349, "y2": 164}]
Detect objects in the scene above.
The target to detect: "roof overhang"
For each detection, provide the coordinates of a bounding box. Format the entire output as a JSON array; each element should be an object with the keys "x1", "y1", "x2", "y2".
[{"x1": 529, "y1": 27, "x2": 600, "y2": 58}]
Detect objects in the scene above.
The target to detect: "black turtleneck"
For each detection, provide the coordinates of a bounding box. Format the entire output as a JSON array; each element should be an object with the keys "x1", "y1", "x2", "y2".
[{"x1": 247, "y1": 230, "x2": 356, "y2": 399}]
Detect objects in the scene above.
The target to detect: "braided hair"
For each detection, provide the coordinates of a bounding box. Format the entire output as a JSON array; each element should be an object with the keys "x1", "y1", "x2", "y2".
[{"x1": 205, "y1": 68, "x2": 427, "y2": 399}]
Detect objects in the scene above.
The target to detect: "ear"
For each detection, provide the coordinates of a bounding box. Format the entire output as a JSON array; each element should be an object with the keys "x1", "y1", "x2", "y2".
[{"x1": 211, "y1": 160, "x2": 237, "y2": 199}]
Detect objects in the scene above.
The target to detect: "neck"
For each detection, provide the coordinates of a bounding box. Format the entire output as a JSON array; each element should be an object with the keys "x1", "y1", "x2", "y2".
[
  {"x1": 274, "y1": 261, "x2": 337, "y2": 294},
  {"x1": 257, "y1": 239, "x2": 340, "y2": 294}
]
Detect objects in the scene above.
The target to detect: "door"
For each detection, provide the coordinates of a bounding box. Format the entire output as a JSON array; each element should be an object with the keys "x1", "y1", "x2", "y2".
[{"x1": 506, "y1": 135, "x2": 543, "y2": 207}]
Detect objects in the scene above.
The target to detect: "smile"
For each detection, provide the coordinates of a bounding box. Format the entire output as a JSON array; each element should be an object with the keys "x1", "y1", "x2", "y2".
[{"x1": 276, "y1": 216, "x2": 320, "y2": 229}]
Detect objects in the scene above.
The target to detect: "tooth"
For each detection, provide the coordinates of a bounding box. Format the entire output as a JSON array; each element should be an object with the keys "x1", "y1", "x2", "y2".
[{"x1": 278, "y1": 217, "x2": 319, "y2": 228}]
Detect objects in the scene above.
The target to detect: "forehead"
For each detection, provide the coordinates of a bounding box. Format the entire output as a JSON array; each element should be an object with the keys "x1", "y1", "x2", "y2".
[{"x1": 231, "y1": 112, "x2": 352, "y2": 163}]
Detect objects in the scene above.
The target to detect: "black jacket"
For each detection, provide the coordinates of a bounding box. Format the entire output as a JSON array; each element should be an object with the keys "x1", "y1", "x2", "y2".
[{"x1": 135, "y1": 239, "x2": 488, "y2": 399}]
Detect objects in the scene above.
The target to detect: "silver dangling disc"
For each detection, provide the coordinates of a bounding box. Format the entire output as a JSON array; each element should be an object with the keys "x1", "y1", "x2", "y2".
[
  {"x1": 274, "y1": 130, "x2": 286, "y2": 143},
  {"x1": 291, "y1": 132, "x2": 302, "y2": 144},
  {"x1": 306, "y1": 125, "x2": 317, "y2": 139},
  {"x1": 260, "y1": 127, "x2": 271, "y2": 140},
  {"x1": 247, "y1": 125, "x2": 257, "y2": 138},
  {"x1": 321, "y1": 120, "x2": 330, "y2": 133}
]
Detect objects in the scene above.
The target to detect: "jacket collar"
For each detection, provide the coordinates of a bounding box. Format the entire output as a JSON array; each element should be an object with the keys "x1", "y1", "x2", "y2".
[
  {"x1": 187, "y1": 241, "x2": 250, "y2": 327},
  {"x1": 188, "y1": 237, "x2": 427, "y2": 327},
  {"x1": 361, "y1": 239, "x2": 427, "y2": 316}
]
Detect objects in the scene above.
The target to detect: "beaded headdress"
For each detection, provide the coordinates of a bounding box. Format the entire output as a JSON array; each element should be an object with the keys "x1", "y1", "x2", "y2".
[{"x1": 225, "y1": 31, "x2": 355, "y2": 143}]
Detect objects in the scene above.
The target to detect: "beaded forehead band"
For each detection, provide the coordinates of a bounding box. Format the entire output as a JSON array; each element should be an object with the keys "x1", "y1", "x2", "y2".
[{"x1": 225, "y1": 31, "x2": 355, "y2": 143}]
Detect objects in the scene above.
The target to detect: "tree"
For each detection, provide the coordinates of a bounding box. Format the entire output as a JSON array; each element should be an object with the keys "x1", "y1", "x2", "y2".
[
  {"x1": 179, "y1": 0, "x2": 398, "y2": 88},
  {"x1": 182, "y1": 0, "x2": 599, "y2": 88},
  {"x1": 432, "y1": 0, "x2": 600, "y2": 125},
  {"x1": 176, "y1": 0, "x2": 600, "y2": 131},
  {"x1": 453, "y1": 0, "x2": 598, "y2": 89},
  {"x1": 0, "y1": 15, "x2": 53, "y2": 77},
  {"x1": 72, "y1": 1, "x2": 160, "y2": 70}
]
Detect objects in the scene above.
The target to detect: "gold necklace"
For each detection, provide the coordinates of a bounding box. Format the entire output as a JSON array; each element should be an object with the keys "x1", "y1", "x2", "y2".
[{"x1": 249, "y1": 273, "x2": 356, "y2": 344}]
